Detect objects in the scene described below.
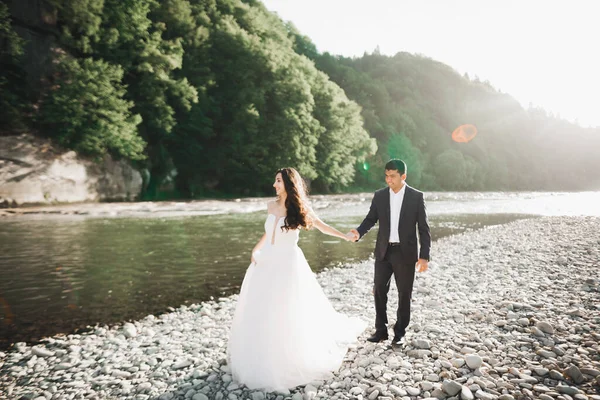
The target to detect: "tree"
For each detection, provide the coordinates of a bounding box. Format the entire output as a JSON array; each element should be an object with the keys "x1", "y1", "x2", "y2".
[
  {"x1": 36, "y1": 55, "x2": 145, "y2": 160},
  {"x1": 0, "y1": 2, "x2": 27, "y2": 131},
  {"x1": 433, "y1": 149, "x2": 469, "y2": 190},
  {"x1": 164, "y1": 0, "x2": 375, "y2": 195},
  {"x1": 387, "y1": 133, "x2": 423, "y2": 187},
  {"x1": 48, "y1": 0, "x2": 198, "y2": 197}
]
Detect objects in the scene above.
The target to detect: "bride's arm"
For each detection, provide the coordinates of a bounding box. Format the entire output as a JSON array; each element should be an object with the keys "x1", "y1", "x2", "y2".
[
  {"x1": 251, "y1": 201, "x2": 274, "y2": 264},
  {"x1": 311, "y1": 212, "x2": 350, "y2": 241}
]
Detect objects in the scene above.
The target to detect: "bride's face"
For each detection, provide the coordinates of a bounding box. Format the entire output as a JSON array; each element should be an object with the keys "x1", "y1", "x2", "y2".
[{"x1": 273, "y1": 173, "x2": 286, "y2": 197}]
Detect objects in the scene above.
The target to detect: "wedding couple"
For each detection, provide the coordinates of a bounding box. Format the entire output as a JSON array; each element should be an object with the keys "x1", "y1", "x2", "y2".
[{"x1": 228, "y1": 159, "x2": 431, "y2": 392}]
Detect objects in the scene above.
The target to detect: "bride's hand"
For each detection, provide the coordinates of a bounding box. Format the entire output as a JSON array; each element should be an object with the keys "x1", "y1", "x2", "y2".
[
  {"x1": 251, "y1": 250, "x2": 260, "y2": 265},
  {"x1": 344, "y1": 231, "x2": 357, "y2": 242}
]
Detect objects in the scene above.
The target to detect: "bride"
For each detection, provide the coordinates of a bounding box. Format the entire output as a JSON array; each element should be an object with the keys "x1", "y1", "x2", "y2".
[{"x1": 228, "y1": 167, "x2": 366, "y2": 392}]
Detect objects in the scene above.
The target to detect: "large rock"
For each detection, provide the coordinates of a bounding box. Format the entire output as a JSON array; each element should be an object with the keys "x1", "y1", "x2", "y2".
[{"x1": 0, "y1": 134, "x2": 142, "y2": 206}]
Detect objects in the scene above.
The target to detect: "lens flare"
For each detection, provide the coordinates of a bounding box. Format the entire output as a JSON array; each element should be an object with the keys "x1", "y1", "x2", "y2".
[{"x1": 452, "y1": 124, "x2": 478, "y2": 143}]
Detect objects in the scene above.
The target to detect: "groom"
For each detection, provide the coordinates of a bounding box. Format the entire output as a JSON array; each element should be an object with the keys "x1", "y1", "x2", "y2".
[{"x1": 348, "y1": 159, "x2": 430, "y2": 348}]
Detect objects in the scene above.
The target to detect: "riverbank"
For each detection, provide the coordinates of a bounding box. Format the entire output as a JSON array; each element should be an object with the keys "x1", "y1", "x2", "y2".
[
  {"x1": 1, "y1": 216, "x2": 599, "y2": 400},
  {"x1": 0, "y1": 194, "x2": 364, "y2": 218},
  {"x1": 2, "y1": 191, "x2": 600, "y2": 220}
]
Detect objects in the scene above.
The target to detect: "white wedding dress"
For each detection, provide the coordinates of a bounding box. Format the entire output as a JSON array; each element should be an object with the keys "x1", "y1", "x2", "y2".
[{"x1": 228, "y1": 214, "x2": 366, "y2": 392}]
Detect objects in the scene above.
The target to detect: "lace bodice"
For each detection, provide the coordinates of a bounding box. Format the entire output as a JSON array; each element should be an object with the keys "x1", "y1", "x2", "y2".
[{"x1": 264, "y1": 214, "x2": 299, "y2": 248}]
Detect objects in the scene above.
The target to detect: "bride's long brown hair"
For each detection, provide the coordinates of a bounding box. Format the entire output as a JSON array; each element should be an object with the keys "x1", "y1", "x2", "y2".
[{"x1": 277, "y1": 168, "x2": 313, "y2": 231}]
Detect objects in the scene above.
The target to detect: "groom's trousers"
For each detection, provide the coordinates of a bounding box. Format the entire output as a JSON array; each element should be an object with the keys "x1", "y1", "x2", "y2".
[{"x1": 373, "y1": 245, "x2": 416, "y2": 339}]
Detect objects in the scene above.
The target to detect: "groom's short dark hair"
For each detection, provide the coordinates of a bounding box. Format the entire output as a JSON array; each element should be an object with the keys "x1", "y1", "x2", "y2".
[{"x1": 385, "y1": 159, "x2": 406, "y2": 174}]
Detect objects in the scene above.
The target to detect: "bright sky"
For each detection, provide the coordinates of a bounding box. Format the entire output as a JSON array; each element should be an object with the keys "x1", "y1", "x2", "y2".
[{"x1": 261, "y1": 0, "x2": 599, "y2": 128}]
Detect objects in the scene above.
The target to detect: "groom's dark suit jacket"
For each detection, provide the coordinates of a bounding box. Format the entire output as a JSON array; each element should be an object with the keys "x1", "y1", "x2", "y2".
[{"x1": 357, "y1": 185, "x2": 431, "y2": 263}]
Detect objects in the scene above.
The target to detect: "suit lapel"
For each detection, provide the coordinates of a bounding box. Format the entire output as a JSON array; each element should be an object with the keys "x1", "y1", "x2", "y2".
[{"x1": 383, "y1": 187, "x2": 391, "y2": 236}]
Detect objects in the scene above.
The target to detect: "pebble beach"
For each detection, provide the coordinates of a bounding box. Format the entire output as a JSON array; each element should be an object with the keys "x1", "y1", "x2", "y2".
[{"x1": 1, "y1": 216, "x2": 599, "y2": 400}]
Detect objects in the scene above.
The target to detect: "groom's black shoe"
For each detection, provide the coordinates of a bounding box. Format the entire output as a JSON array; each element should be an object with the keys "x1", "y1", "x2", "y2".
[
  {"x1": 367, "y1": 332, "x2": 389, "y2": 343},
  {"x1": 391, "y1": 336, "x2": 405, "y2": 349}
]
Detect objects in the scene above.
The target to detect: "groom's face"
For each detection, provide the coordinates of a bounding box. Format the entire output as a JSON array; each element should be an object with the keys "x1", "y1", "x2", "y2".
[{"x1": 385, "y1": 169, "x2": 406, "y2": 192}]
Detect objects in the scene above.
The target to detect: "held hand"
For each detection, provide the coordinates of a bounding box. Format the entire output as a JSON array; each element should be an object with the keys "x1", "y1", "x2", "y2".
[
  {"x1": 348, "y1": 229, "x2": 360, "y2": 242},
  {"x1": 416, "y1": 259, "x2": 428, "y2": 273}
]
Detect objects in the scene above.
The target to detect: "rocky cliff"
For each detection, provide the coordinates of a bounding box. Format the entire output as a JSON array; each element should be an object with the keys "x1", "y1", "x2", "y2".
[{"x1": 0, "y1": 134, "x2": 143, "y2": 207}]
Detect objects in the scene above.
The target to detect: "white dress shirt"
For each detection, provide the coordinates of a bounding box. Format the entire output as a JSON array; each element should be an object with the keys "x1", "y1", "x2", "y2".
[{"x1": 389, "y1": 184, "x2": 406, "y2": 243}]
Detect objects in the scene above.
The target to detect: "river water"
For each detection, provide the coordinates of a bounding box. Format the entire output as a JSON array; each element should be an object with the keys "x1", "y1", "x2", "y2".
[{"x1": 1, "y1": 191, "x2": 599, "y2": 348}]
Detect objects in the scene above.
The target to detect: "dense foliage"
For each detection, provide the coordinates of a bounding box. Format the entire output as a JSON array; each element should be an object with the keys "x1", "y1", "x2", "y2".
[
  {"x1": 1, "y1": 0, "x2": 598, "y2": 197},
  {"x1": 0, "y1": 2, "x2": 27, "y2": 131},
  {"x1": 289, "y1": 35, "x2": 600, "y2": 191}
]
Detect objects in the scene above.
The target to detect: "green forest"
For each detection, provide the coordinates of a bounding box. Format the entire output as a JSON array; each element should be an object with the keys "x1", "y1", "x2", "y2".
[{"x1": 2, "y1": 0, "x2": 599, "y2": 198}]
